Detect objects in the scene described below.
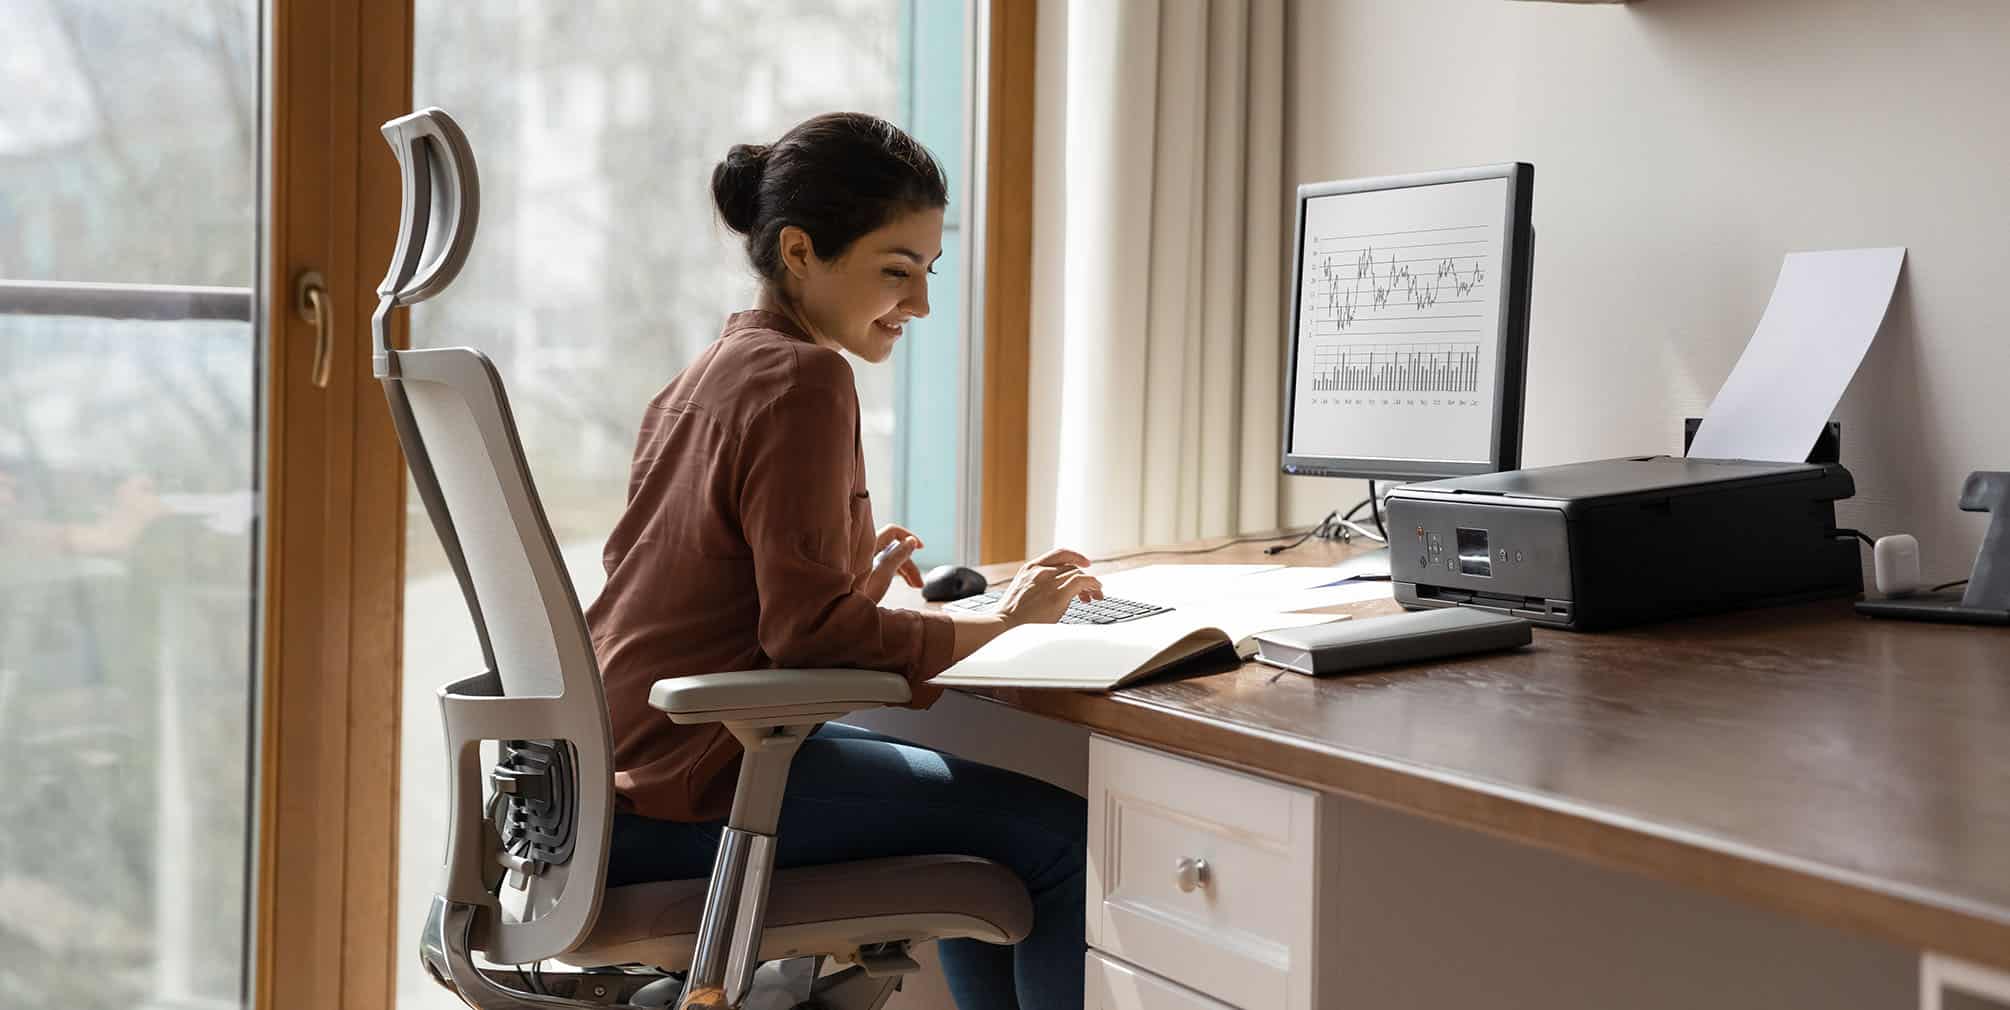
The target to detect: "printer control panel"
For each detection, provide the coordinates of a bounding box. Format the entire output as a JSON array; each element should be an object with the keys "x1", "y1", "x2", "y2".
[{"x1": 1388, "y1": 499, "x2": 1571, "y2": 604}]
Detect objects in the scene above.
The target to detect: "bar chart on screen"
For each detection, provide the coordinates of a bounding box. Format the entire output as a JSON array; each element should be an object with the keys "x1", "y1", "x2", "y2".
[{"x1": 1308, "y1": 343, "x2": 1482, "y2": 393}]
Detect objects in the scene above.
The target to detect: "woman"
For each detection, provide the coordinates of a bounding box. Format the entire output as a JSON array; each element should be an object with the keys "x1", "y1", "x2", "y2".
[{"x1": 586, "y1": 112, "x2": 1098, "y2": 1010}]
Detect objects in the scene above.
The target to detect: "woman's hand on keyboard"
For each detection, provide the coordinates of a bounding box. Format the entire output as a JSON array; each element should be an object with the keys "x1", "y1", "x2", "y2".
[{"x1": 996, "y1": 548, "x2": 1105, "y2": 626}]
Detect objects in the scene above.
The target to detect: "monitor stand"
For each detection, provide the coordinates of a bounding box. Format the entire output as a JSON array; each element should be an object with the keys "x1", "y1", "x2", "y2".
[{"x1": 1325, "y1": 546, "x2": 1391, "y2": 582}]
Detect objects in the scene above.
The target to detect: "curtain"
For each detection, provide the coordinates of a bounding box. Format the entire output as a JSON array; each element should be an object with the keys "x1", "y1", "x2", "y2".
[{"x1": 1039, "y1": 0, "x2": 1287, "y2": 557}]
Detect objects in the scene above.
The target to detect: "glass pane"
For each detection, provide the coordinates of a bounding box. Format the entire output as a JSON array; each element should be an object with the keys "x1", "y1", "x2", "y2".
[
  {"x1": 398, "y1": 3, "x2": 971, "y2": 1005},
  {"x1": 0, "y1": 6, "x2": 260, "y2": 1007}
]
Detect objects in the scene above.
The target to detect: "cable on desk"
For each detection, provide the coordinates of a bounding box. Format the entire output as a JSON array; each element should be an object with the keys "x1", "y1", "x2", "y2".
[
  {"x1": 1090, "y1": 519, "x2": 1333, "y2": 564},
  {"x1": 1261, "y1": 510, "x2": 1340, "y2": 557},
  {"x1": 1368, "y1": 480, "x2": 1388, "y2": 542},
  {"x1": 1089, "y1": 486, "x2": 1387, "y2": 564},
  {"x1": 1932, "y1": 579, "x2": 1970, "y2": 592}
]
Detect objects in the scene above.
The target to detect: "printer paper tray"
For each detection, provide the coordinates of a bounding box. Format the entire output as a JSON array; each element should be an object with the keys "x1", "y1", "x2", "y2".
[{"x1": 1403, "y1": 585, "x2": 1575, "y2": 627}]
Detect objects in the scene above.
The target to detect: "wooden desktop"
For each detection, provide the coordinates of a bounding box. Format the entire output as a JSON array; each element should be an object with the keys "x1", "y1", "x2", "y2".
[{"x1": 879, "y1": 534, "x2": 2010, "y2": 1009}]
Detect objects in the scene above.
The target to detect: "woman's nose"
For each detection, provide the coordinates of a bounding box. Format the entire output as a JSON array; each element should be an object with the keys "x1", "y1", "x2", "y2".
[{"x1": 906, "y1": 276, "x2": 931, "y2": 319}]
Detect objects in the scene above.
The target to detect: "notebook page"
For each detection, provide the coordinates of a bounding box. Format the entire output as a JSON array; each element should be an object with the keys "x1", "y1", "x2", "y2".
[{"x1": 931, "y1": 609, "x2": 1344, "y2": 691}]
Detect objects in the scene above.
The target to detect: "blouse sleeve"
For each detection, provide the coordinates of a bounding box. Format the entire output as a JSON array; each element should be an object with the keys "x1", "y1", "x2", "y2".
[{"x1": 736, "y1": 382, "x2": 955, "y2": 698}]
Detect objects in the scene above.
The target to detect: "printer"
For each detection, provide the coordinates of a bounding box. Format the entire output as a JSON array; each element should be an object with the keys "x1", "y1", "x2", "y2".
[{"x1": 1385, "y1": 454, "x2": 1862, "y2": 630}]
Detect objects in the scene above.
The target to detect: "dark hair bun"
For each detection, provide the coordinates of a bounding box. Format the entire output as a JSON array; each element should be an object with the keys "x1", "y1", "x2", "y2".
[
  {"x1": 716, "y1": 114, "x2": 948, "y2": 284},
  {"x1": 711, "y1": 143, "x2": 770, "y2": 235}
]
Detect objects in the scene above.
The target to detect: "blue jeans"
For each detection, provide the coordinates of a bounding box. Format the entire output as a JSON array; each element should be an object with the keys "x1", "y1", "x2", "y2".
[{"x1": 607, "y1": 722, "x2": 1087, "y2": 1010}]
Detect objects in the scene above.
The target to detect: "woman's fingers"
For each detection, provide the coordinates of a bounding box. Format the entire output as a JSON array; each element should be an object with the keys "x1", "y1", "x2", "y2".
[
  {"x1": 875, "y1": 524, "x2": 921, "y2": 552},
  {"x1": 864, "y1": 535, "x2": 920, "y2": 601},
  {"x1": 1027, "y1": 546, "x2": 1092, "y2": 571},
  {"x1": 1029, "y1": 547, "x2": 1093, "y2": 571},
  {"x1": 1056, "y1": 570, "x2": 1103, "y2": 603},
  {"x1": 898, "y1": 558, "x2": 924, "y2": 588}
]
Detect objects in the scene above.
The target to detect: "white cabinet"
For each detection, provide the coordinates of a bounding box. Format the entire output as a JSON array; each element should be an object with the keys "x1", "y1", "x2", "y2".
[
  {"x1": 1923, "y1": 955, "x2": 2010, "y2": 1010},
  {"x1": 1087, "y1": 950, "x2": 1240, "y2": 1010},
  {"x1": 1086, "y1": 735, "x2": 1327, "y2": 1010}
]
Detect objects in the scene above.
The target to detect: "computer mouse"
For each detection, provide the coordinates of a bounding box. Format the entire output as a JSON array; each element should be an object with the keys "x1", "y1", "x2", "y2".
[{"x1": 922, "y1": 564, "x2": 989, "y2": 603}]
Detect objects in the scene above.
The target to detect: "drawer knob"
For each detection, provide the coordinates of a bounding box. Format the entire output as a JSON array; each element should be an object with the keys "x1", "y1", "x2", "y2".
[{"x1": 1175, "y1": 857, "x2": 1210, "y2": 893}]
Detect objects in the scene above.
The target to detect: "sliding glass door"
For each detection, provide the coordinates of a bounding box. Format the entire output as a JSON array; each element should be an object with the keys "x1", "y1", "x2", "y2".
[{"x1": 0, "y1": 2, "x2": 261, "y2": 1007}]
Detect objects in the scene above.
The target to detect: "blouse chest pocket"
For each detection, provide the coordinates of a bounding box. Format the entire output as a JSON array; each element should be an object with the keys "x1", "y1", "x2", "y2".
[{"x1": 848, "y1": 488, "x2": 876, "y2": 564}]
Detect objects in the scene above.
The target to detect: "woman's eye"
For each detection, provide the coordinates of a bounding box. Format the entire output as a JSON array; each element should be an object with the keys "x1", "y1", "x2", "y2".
[{"x1": 884, "y1": 269, "x2": 910, "y2": 280}]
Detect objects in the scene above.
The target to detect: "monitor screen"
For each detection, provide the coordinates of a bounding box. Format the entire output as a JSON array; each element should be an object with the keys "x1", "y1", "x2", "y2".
[{"x1": 1282, "y1": 164, "x2": 1532, "y2": 482}]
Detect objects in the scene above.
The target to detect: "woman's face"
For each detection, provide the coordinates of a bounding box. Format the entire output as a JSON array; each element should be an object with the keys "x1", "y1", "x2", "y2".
[{"x1": 781, "y1": 206, "x2": 944, "y2": 364}]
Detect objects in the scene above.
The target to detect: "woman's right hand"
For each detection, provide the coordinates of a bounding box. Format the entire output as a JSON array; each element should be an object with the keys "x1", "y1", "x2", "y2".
[{"x1": 994, "y1": 547, "x2": 1104, "y2": 626}]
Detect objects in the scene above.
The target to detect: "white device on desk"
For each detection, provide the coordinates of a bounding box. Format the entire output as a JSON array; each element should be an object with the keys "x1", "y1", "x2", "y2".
[{"x1": 1278, "y1": 163, "x2": 1536, "y2": 579}]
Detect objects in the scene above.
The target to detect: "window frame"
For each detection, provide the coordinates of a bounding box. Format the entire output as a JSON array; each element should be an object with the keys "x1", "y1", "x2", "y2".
[{"x1": 249, "y1": 2, "x2": 1041, "y2": 1006}]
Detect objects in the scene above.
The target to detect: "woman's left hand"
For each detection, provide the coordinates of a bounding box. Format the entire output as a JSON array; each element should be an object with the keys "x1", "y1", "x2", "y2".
[{"x1": 861, "y1": 524, "x2": 926, "y2": 602}]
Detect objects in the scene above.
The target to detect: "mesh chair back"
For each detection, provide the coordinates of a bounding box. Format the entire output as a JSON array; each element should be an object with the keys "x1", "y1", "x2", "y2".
[{"x1": 374, "y1": 108, "x2": 612, "y2": 965}]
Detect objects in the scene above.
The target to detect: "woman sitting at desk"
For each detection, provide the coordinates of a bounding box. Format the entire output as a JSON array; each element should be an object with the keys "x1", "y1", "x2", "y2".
[{"x1": 586, "y1": 112, "x2": 1097, "y2": 1010}]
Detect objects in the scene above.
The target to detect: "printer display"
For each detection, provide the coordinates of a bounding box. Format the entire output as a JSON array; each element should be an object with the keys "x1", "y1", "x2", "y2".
[{"x1": 1385, "y1": 456, "x2": 1861, "y2": 630}]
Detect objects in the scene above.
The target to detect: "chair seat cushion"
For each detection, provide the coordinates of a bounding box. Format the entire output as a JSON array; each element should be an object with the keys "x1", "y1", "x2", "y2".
[{"x1": 559, "y1": 854, "x2": 1034, "y2": 969}]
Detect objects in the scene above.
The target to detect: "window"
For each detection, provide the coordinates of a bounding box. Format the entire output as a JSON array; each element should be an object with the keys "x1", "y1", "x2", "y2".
[
  {"x1": 397, "y1": 5, "x2": 977, "y2": 1005},
  {"x1": 0, "y1": 2, "x2": 262, "y2": 1007}
]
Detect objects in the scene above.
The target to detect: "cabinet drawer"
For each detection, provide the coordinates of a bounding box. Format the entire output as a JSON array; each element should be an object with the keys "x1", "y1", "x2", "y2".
[
  {"x1": 1087, "y1": 951, "x2": 1238, "y2": 1010},
  {"x1": 1087, "y1": 735, "x2": 1323, "y2": 1010}
]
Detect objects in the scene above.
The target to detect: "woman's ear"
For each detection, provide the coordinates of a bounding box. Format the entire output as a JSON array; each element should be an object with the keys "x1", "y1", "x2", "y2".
[{"x1": 776, "y1": 224, "x2": 816, "y2": 280}]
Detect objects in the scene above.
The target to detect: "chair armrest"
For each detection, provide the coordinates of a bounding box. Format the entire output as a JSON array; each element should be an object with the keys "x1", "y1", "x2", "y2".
[{"x1": 649, "y1": 669, "x2": 912, "y2": 726}]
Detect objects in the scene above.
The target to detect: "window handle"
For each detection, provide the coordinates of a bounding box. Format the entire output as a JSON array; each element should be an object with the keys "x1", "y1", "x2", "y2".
[{"x1": 294, "y1": 270, "x2": 331, "y2": 388}]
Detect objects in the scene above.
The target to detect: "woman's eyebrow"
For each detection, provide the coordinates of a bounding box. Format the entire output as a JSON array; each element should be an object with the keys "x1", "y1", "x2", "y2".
[{"x1": 887, "y1": 246, "x2": 944, "y2": 265}]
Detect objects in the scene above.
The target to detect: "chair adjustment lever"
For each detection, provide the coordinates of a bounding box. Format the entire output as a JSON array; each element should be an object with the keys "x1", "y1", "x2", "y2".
[
  {"x1": 855, "y1": 941, "x2": 921, "y2": 978},
  {"x1": 490, "y1": 764, "x2": 551, "y2": 802}
]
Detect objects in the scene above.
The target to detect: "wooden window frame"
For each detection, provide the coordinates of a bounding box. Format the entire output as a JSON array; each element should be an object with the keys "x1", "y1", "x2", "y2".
[
  {"x1": 250, "y1": 2, "x2": 1039, "y2": 1005},
  {"x1": 254, "y1": 1, "x2": 412, "y2": 1008},
  {"x1": 978, "y1": 0, "x2": 1037, "y2": 564}
]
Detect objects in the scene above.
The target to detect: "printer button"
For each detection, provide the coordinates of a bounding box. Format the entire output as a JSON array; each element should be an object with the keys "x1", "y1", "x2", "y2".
[{"x1": 1514, "y1": 551, "x2": 1525, "y2": 563}]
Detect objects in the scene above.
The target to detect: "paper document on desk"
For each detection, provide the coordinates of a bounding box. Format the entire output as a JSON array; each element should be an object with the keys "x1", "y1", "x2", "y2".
[
  {"x1": 1094, "y1": 564, "x2": 1282, "y2": 599},
  {"x1": 1098, "y1": 563, "x2": 1393, "y2": 612},
  {"x1": 931, "y1": 608, "x2": 1345, "y2": 691},
  {"x1": 1687, "y1": 247, "x2": 1905, "y2": 462}
]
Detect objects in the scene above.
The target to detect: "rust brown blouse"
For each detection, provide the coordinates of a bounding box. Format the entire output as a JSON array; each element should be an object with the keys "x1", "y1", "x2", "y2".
[{"x1": 586, "y1": 310, "x2": 955, "y2": 822}]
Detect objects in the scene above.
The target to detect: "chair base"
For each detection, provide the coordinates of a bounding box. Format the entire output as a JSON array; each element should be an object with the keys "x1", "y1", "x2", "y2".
[{"x1": 422, "y1": 896, "x2": 905, "y2": 1010}]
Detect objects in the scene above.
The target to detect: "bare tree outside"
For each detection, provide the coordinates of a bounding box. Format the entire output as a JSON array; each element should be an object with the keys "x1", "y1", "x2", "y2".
[
  {"x1": 397, "y1": 4, "x2": 959, "y2": 1008},
  {"x1": 1, "y1": 1, "x2": 261, "y2": 1007}
]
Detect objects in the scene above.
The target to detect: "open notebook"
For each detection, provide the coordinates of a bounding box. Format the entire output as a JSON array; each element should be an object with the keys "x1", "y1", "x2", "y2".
[{"x1": 929, "y1": 608, "x2": 1348, "y2": 691}]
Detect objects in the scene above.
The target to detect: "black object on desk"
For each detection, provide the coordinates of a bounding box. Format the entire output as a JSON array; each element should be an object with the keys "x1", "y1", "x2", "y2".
[
  {"x1": 1385, "y1": 455, "x2": 1861, "y2": 630},
  {"x1": 921, "y1": 564, "x2": 988, "y2": 603},
  {"x1": 1856, "y1": 471, "x2": 2010, "y2": 625}
]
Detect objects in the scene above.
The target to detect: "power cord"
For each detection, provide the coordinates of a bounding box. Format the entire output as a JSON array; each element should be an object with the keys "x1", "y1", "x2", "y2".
[
  {"x1": 1091, "y1": 486, "x2": 1389, "y2": 564},
  {"x1": 1262, "y1": 510, "x2": 1340, "y2": 556},
  {"x1": 1090, "y1": 524, "x2": 1332, "y2": 564}
]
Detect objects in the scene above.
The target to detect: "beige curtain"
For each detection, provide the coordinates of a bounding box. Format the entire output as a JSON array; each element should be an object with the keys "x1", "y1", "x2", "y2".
[{"x1": 1036, "y1": 0, "x2": 1287, "y2": 557}]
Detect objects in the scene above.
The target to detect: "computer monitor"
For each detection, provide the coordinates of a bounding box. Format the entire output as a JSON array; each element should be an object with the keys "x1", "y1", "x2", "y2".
[{"x1": 1281, "y1": 163, "x2": 1534, "y2": 483}]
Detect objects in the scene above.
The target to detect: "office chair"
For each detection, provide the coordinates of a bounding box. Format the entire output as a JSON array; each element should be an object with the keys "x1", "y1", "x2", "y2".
[{"x1": 373, "y1": 108, "x2": 1032, "y2": 1010}]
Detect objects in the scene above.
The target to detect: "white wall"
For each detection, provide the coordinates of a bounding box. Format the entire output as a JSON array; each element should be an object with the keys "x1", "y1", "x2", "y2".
[
  {"x1": 1280, "y1": 0, "x2": 2009, "y2": 582},
  {"x1": 1031, "y1": 0, "x2": 2009, "y2": 582}
]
